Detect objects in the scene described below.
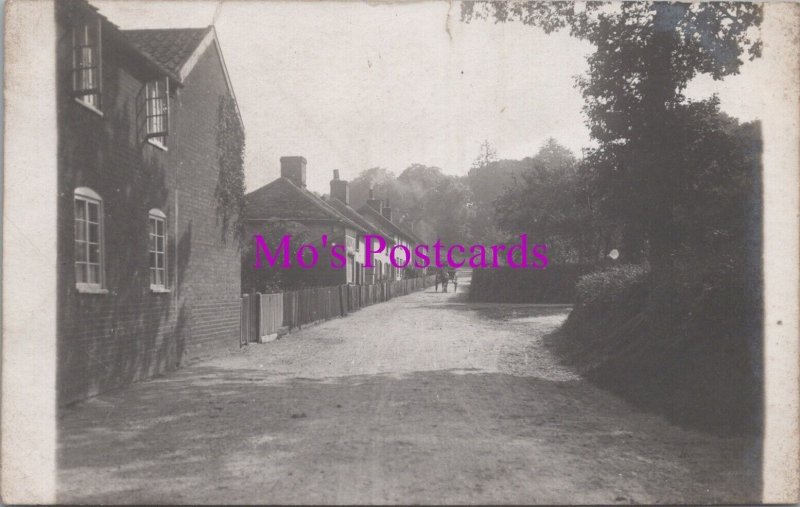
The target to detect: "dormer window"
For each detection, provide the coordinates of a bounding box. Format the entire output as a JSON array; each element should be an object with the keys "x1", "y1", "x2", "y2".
[
  {"x1": 145, "y1": 79, "x2": 169, "y2": 147},
  {"x1": 72, "y1": 20, "x2": 102, "y2": 112}
]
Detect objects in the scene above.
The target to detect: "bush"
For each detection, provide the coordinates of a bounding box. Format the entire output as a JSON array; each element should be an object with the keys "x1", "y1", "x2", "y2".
[
  {"x1": 574, "y1": 264, "x2": 648, "y2": 306},
  {"x1": 552, "y1": 260, "x2": 763, "y2": 435},
  {"x1": 468, "y1": 264, "x2": 587, "y2": 303}
]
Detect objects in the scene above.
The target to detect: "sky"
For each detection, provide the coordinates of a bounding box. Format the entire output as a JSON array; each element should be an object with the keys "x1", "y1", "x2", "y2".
[{"x1": 94, "y1": 0, "x2": 765, "y2": 194}]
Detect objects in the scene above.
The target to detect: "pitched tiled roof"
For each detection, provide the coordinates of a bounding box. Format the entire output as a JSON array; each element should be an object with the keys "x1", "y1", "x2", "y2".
[
  {"x1": 245, "y1": 178, "x2": 368, "y2": 234},
  {"x1": 357, "y1": 205, "x2": 422, "y2": 244},
  {"x1": 327, "y1": 198, "x2": 392, "y2": 239},
  {"x1": 122, "y1": 27, "x2": 212, "y2": 77}
]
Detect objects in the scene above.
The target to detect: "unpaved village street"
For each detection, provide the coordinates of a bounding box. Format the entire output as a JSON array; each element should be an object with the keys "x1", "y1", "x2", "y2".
[{"x1": 58, "y1": 276, "x2": 760, "y2": 504}]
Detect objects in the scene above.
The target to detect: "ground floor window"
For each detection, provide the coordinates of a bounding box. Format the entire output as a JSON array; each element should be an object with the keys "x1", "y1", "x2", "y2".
[
  {"x1": 149, "y1": 209, "x2": 167, "y2": 289},
  {"x1": 74, "y1": 187, "x2": 104, "y2": 289}
]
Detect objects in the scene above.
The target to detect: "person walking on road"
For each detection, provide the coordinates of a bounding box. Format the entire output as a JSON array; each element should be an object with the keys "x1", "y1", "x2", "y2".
[
  {"x1": 434, "y1": 270, "x2": 440, "y2": 292},
  {"x1": 442, "y1": 270, "x2": 450, "y2": 293},
  {"x1": 451, "y1": 270, "x2": 458, "y2": 293}
]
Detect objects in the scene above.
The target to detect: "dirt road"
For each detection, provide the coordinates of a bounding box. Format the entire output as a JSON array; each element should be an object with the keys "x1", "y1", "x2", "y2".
[{"x1": 58, "y1": 275, "x2": 761, "y2": 504}]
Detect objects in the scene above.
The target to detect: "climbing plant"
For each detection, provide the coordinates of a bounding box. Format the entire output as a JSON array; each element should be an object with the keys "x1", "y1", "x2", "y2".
[{"x1": 215, "y1": 95, "x2": 246, "y2": 246}]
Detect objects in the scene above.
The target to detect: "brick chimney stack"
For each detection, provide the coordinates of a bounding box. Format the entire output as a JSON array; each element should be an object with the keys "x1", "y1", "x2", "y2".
[
  {"x1": 381, "y1": 198, "x2": 393, "y2": 222},
  {"x1": 330, "y1": 169, "x2": 350, "y2": 205},
  {"x1": 367, "y1": 188, "x2": 382, "y2": 212},
  {"x1": 280, "y1": 156, "x2": 307, "y2": 188}
]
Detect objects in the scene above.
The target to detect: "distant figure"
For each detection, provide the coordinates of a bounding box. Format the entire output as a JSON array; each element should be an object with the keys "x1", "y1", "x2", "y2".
[
  {"x1": 442, "y1": 270, "x2": 450, "y2": 293},
  {"x1": 434, "y1": 270, "x2": 440, "y2": 292},
  {"x1": 450, "y1": 270, "x2": 458, "y2": 293}
]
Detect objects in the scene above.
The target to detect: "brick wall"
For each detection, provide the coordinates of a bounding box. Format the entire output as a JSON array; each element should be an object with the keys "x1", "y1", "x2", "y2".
[
  {"x1": 169, "y1": 39, "x2": 242, "y2": 363},
  {"x1": 56, "y1": 4, "x2": 242, "y2": 404},
  {"x1": 56, "y1": 10, "x2": 178, "y2": 404}
]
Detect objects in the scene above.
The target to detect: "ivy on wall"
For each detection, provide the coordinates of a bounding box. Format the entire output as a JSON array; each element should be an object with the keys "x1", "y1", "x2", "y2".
[{"x1": 215, "y1": 95, "x2": 246, "y2": 246}]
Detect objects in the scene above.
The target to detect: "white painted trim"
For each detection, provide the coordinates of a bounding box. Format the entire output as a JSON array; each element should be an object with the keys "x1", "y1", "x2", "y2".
[
  {"x1": 74, "y1": 186, "x2": 101, "y2": 201},
  {"x1": 147, "y1": 137, "x2": 168, "y2": 151},
  {"x1": 74, "y1": 97, "x2": 104, "y2": 117},
  {"x1": 178, "y1": 28, "x2": 214, "y2": 83},
  {"x1": 76, "y1": 284, "x2": 109, "y2": 295}
]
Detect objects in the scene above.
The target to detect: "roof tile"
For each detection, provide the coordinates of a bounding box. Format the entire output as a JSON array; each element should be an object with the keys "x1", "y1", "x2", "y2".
[{"x1": 122, "y1": 27, "x2": 211, "y2": 77}]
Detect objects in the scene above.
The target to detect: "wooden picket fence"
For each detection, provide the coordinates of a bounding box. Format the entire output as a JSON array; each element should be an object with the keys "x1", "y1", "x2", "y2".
[{"x1": 241, "y1": 275, "x2": 436, "y2": 344}]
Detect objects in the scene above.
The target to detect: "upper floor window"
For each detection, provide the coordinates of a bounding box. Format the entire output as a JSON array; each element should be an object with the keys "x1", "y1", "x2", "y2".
[
  {"x1": 145, "y1": 79, "x2": 169, "y2": 147},
  {"x1": 72, "y1": 20, "x2": 102, "y2": 111},
  {"x1": 74, "y1": 187, "x2": 105, "y2": 291},
  {"x1": 149, "y1": 209, "x2": 167, "y2": 289}
]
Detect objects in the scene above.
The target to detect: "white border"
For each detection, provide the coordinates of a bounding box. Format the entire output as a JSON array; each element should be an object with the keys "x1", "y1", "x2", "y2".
[
  {"x1": 761, "y1": 2, "x2": 800, "y2": 502},
  {"x1": 2, "y1": 0, "x2": 58, "y2": 502}
]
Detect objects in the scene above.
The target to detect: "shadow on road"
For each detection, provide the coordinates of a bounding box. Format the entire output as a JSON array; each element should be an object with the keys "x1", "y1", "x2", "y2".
[{"x1": 59, "y1": 365, "x2": 761, "y2": 504}]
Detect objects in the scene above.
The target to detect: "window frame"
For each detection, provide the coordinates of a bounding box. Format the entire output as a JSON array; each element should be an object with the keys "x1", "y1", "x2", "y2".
[
  {"x1": 148, "y1": 208, "x2": 169, "y2": 292},
  {"x1": 71, "y1": 18, "x2": 103, "y2": 114},
  {"x1": 74, "y1": 187, "x2": 107, "y2": 293},
  {"x1": 145, "y1": 78, "x2": 170, "y2": 149}
]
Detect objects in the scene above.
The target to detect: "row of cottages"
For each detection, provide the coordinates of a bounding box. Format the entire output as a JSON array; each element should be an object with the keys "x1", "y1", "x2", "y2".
[
  {"x1": 243, "y1": 157, "x2": 422, "y2": 292},
  {"x1": 57, "y1": 0, "x2": 244, "y2": 404}
]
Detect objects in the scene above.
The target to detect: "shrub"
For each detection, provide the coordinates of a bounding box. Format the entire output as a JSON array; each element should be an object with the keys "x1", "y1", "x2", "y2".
[
  {"x1": 553, "y1": 259, "x2": 762, "y2": 435},
  {"x1": 574, "y1": 264, "x2": 648, "y2": 306}
]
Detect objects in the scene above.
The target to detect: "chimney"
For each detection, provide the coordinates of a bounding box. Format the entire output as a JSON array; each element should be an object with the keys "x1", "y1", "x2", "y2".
[
  {"x1": 381, "y1": 198, "x2": 393, "y2": 222},
  {"x1": 367, "y1": 188, "x2": 382, "y2": 211},
  {"x1": 330, "y1": 169, "x2": 349, "y2": 205},
  {"x1": 280, "y1": 156, "x2": 307, "y2": 188}
]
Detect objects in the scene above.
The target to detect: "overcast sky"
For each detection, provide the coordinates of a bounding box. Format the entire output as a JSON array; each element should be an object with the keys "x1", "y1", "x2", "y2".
[{"x1": 94, "y1": 1, "x2": 764, "y2": 194}]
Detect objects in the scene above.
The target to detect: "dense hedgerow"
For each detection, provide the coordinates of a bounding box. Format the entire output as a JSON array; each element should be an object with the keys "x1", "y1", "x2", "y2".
[{"x1": 553, "y1": 260, "x2": 762, "y2": 435}]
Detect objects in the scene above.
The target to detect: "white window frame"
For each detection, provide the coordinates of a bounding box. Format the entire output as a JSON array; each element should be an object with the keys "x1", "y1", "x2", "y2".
[
  {"x1": 74, "y1": 187, "x2": 107, "y2": 293},
  {"x1": 72, "y1": 19, "x2": 103, "y2": 115},
  {"x1": 145, "y1": 78, "x2": 169, "y2": 149},
  {"x1": 148, "y1": 208, "x2": 169, "y2": 292}
]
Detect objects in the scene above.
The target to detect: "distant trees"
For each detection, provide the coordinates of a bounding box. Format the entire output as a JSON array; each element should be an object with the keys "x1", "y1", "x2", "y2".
[
  {"x1": 462, "y1": 1, "x2": 763, "y2": 270},
  {"x1": 493, "y1": 139, "x2": 605, "y2": 264},
  {"x1": 346, "y1": 164, "x2": 472, "y2": 245},
  {"x1": 466, "y1": 141, "x2": 511, "y2": 245}
]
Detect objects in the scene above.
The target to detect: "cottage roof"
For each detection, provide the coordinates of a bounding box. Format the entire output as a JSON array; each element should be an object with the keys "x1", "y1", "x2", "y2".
[
  {"x1": 245, "y1": 178, "x2": 369, "y2": 235},
  {"x1": 326, "y1": 197, "x2": 393, "y2": 240},
  {"x1": 121, "y1": 25, "x2": 243, "y2": 132},
  {"x1": 122, "y1": 28, "x2": 212, "y2": 78},
  {"x1": 357, "y1": 205, "x2": 422, "y2": 245}
]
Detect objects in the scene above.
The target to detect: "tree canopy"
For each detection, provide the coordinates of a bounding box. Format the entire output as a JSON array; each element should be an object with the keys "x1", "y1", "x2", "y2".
[{"x1": 462, "y1": 1, "x2": 763, "y2": 267}]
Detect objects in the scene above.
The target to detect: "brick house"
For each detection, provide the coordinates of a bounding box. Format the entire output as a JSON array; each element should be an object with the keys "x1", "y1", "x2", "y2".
[
  {"x1": 243, "y1": 158, "x2": 421, "y2": 291},
  {"x1": 357, "y1": 193, "x2": 423, "y2": 281},
  {"x1": 57, "y1": 0, "x2": 244, "y2": 404},
  {"x1": 243, "y1": 157, "x2": 372, "y2": 291},
  {"x1": 329, "y1": 178, "x2": 422, "y2": 283},
  {"x1": 326, "y1": 171, "x2": 395, "y2": 284}
]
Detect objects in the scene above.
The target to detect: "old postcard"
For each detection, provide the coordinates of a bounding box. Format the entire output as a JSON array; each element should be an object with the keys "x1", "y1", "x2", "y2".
[{"x1": 2, "y1": 0, "x2": 798, "y2": 504}]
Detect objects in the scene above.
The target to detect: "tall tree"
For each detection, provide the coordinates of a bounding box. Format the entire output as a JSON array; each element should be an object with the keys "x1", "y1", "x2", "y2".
[{"x1": 462, "y1": 2, "x2": 762, "y2": 268}]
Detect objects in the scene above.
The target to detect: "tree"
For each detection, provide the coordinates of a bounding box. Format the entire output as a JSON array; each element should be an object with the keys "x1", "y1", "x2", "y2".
[
  {"x1": 471, "y1": 139, "x2": 498, "y2": 170},
  {"x1": 348, "y1": 167, "x2": 398, "y2": 210},
  {"x1": 425, "y1": 176, "x2": 474, "y2": 246},
  {"x1": 462, "y1": 2, "x2": 763, "y2": 269},
  {"x1": 494, "y1": 139, "x2": 604, "y2": 264}
]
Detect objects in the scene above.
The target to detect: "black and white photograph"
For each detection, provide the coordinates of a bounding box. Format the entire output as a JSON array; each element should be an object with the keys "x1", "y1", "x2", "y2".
[{"x1": 2, "y1": 0, "x2": 799, "y2": 504}]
